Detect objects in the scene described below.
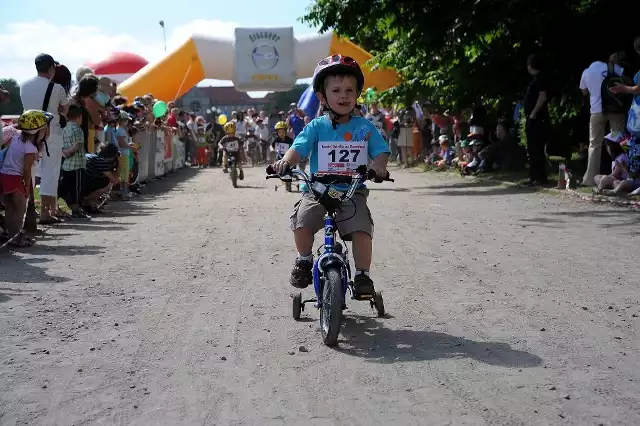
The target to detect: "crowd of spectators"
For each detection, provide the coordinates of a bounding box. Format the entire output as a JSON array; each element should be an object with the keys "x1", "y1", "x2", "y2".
[{"x1": 0, "y1": 52, "x2": 310, "y2": 248}]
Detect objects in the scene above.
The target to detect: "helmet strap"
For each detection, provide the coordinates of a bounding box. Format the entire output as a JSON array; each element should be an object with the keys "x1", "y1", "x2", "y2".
[{"x1": 320, "y1": 95, "x2": 353, "y2": 129}]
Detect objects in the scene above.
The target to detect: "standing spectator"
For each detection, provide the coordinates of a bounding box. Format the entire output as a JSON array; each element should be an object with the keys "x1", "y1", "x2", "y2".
[
  {"x1": 286, "y1": 103, "x2": 305, "y2": 139},
  {"x1": 167, "y1": 108, "x2": 179, "y2": 128},
  {"x1": 61, "y1": 105, "x2": 89, "y2": 219},
  {"x1": 579, "y1": 52, "x2": 627, "y2": 186},
  {"x1": 115, "y1": 114, "x2": 132, "y2": 200},
  {"x1": 523, "y1": 54, "x2": 551, "y2": 186},
  {"x1": 0, "y1": 84, "x2": 10, "y2": 146},
  {"x1": 186, "y1": 112, "x2": 198, "y2": 164},
  {"x1": 365, "y1": 102, "x2": 386, "y2": 137},
  {"x1": 69, "y1": 75, "x2": 102, "y2": 155},
  {"x1": 0, "y1": 110, "x2": 50, "y2": 247},
  {"x1": 20, "y1": 53, "x2": 69, "y2": 224},
  {"x1": 254, "y1": 117, "x2": 270, "y2": 163}
]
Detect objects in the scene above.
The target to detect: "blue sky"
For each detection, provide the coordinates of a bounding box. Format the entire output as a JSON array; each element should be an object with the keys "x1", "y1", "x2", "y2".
[{"x1": 1, "y1": 0, "x2": 320, "y2": 96}]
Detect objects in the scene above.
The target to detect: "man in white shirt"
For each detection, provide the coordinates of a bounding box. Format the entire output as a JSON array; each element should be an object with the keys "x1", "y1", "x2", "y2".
[
  {"x1": 20, "y1": 53, "x2": 69, "y2": 223},
  {"x1": 579, "y1": 53, "x2": 627, "y2": 185},
  {"x1": 186, "y1": 112, "x2": 198, "y2": 165}
]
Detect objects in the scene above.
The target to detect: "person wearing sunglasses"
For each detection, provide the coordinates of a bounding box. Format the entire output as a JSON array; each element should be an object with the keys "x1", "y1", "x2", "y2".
[{"x1": 272, "y1": 55, "x2": 390, "y2": 299}]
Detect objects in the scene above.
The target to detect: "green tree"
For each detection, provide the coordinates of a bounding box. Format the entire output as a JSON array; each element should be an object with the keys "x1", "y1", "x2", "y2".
[
  {"x1": 0, "y1": 78, "x2": 23, "y2": 115},
  {"x1": 301, "y1": 0, "x2": 639, "y2": 152},
  {"x1": 264, "y1": 83, "x2": 309, "y2": 111}
]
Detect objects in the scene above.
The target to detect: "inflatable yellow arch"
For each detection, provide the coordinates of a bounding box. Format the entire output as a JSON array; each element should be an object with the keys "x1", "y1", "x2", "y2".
[{"x1": 118, "y1": 30, "x2": 399, "y2": 102}]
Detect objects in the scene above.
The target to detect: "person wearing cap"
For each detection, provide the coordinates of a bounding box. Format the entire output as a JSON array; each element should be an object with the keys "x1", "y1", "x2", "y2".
[
  {"x1": 428, "y1": 134, "x2": 453, "y2": 169},
  {"x1": 20, "y1": 54, "x2": 70, "y2": 224}
]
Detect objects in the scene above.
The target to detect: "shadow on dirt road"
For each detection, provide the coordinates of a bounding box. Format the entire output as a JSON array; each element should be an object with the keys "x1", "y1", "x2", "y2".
[{"x1": 339, "y1": 315, "x2": 543, "y2": 368}]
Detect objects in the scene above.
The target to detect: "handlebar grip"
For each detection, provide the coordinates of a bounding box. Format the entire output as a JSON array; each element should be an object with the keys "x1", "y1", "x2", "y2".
[{"x1": 367, "y1": 169, "x2": 393, "y2": 182}]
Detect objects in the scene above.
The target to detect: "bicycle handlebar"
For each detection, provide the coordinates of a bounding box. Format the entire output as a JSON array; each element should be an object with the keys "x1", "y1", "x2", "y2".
[{"x1": 265, "y1": 164, "x2": 394, "y2": 184}]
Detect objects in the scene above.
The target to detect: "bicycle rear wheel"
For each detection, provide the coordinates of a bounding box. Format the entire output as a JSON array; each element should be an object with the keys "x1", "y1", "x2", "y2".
[{"x1": 320, "y1": 267, "x2": 345, "y2": 346}]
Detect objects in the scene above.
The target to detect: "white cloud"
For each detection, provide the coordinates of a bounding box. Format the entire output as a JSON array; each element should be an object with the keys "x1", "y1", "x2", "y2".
[{"x1": 0, "y1": 19, "x2": 312, "y2": 98}]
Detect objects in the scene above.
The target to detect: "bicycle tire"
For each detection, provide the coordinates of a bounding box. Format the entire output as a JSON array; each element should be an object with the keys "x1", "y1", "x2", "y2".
[
  {"x1": 230, "y1": 167, "x2": 238, "y2": 188},
  {"x1": 320, "y1": 267, "x2": 345, "y2": 346}
]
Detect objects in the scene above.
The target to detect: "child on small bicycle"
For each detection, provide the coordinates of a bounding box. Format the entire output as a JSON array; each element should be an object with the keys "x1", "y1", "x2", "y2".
[
  {"x1": 219, "y1": 121, "x2": 245, "y2": 179},
  {"x1": 272, "y1": 55, "x2": 390, "y2": 299}
]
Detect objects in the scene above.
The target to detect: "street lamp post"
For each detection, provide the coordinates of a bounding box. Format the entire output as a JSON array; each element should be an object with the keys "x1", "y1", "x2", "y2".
[{"x1": 159, "y1": 20, "x2": 166, "y2": 52}]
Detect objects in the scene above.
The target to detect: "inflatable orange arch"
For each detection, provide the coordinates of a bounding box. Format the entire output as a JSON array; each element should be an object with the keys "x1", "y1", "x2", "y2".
[{"x1": 118, "y1": 31, "x2": 399, "y2": 101}]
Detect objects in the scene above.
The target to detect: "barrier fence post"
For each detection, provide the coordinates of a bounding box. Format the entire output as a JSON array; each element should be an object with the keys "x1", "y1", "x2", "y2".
[
  {"x1": 137, "y1": 131, "x2": 150, "y2": 183},
  {"x1": 155, "y1": 131, "x2": 165, "y2": 177},
  {"x1": 163, "y1": 129, "x2": 173, "y2": 174},
  {"x1": 148, "y1": 130, "x2": 157, "y2": 180}
]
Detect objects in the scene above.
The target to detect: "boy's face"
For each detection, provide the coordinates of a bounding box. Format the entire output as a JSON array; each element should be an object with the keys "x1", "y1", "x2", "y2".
[
  {"x1": 71, "y1": 115, "x2": 82, "y2": 126},
  {"x1": 462, "y1": 147, "x2": 471, "y2": 154},
  {"x1": 320, "y1": 74, "x2": 358, "y2": 116},
  {"x1": 277, "y1": 129, "x2": 286, "y2": 139}
]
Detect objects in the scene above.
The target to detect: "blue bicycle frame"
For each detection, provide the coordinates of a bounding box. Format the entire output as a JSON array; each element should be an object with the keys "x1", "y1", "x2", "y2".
[
  {"x1": 279, "y1": 168, "x2": 364, "y2": 307},
  {"x1": 312, "y1": 214, "x2": 352, "y2": 307}
]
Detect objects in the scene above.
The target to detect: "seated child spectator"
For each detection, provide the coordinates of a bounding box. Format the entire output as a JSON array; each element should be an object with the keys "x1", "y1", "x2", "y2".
[
  {"x1": 452, "y1": 139, "x2": 472, "y2": 169},
  {"x1": 461, "y1": 137, "x2": 484, "y2": 175},
  {"x1": 428, "y1": 135, "x2": 454, "y2": 169},
  {"x1": 595, "y1": 132, "x2": 639, "y2": 195},
  {"x1": 477, "y1": 120, "x2": 526, "y2": 173}
]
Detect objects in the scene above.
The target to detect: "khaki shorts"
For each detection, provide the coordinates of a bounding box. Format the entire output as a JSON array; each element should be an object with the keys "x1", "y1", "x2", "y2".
[{"x1": 290, "y1": 188, "x2": 374, "y2": 240}]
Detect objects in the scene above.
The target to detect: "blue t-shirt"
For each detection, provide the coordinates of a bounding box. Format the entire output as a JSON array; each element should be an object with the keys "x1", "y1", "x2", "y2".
[
  {"x1": 291, "y1": 115, "x2": 390, "y2": 190},
  {"x1": 289, "y1": 114, "x2": 305, "y2": 137},
  {"x1": 629, "y1": 71, "x2": 640, "y2": 137}
]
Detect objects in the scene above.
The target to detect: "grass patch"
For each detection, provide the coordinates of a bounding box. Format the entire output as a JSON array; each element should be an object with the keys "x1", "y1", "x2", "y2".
[{"x1": 33, "y1": 186, "x2": 71, "y2": 214}]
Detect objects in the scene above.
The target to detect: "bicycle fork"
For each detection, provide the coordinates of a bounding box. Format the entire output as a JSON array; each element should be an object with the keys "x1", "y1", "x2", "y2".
[{"x1": 313, "y1": 215, "x2": 350, "y2": 308}]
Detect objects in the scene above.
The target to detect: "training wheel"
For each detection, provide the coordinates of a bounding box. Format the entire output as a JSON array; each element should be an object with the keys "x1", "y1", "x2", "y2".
[
  {"x1": 372, "y1": 292, "x2": 385, "y2": 317},
  {"x1": 292, "y1": 292, "x2": 302, "y2": 320}
]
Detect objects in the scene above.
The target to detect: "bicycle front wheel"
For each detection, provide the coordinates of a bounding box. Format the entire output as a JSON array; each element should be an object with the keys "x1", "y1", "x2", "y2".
[{"x1": 320, "y1": 267, "x2": 345, "y2": 346}]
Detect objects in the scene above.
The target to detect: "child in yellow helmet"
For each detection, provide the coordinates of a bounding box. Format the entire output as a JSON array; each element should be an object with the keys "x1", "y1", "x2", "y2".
[
  {"x1": 1, "y1": 110, "x2": 52, "y2": 247},
  {"x1": 219, "y1": 121, "x2": 246, "y2": 177},
  {"x1": 271, "y1": 121, "x2": 294, "y2": 161}
]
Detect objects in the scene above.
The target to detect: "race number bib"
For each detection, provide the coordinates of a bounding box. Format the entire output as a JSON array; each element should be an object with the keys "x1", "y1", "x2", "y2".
[
  {"x1": 275, "y1": 142, "x2": 290, "y2": 154},
  {"x1": 226, "y1": 140, "x2": 239, "y2": 151},
  {"x1": 317, "y1": 141, "x2": 368, "y2": 174}
]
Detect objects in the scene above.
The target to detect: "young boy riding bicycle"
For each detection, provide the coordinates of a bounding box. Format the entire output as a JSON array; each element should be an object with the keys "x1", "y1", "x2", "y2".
[{"x1": 272, "y1": 55, "x2": 390, "y2": 299}]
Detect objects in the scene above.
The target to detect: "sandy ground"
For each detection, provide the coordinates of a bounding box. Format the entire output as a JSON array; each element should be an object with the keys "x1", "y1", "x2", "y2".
[{"x1": 1, "y1": 165, "x2": 640, "y2": 426}]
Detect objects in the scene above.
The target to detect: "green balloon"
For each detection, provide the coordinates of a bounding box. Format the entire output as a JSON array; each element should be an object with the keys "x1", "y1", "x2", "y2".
[{"x1": 152, "y1": 101, "x2": 168, "y2": 118}]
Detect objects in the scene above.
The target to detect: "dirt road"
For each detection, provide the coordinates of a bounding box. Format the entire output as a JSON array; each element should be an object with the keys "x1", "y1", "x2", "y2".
[{"x1": 1, "y1": 165, "x2": 640, "y2": 426}]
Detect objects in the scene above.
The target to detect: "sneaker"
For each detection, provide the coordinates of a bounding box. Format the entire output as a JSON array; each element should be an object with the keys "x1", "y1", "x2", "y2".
[
  {"x1": 222, "y1": 168, "x2": 228, "y2": 173},
  {"x1": 290, "y1": 258, "x2": 313, "y2": 288},
  {"x1": 353, "y1": 273, "x2": 375, "y2": 300},
  {"x1": 71, "y1": 210, "x2": 91, "y2": 220}
]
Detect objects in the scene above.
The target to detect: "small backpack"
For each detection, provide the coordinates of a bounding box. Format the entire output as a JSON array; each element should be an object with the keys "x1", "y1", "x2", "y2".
[{"x1": 601, "y1": 63, "x2": 632, "y2": 114}]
